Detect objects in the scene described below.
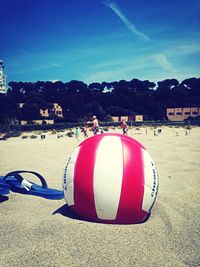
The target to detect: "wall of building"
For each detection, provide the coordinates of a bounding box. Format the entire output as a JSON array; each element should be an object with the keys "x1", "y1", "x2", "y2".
[
  {"x1": 135, "y1": 115, "x2": 143, "y2": 122},
  {"x1": 19, "y1": 102, "x2": 63, "y2": 120},
  {"x1": 40, "y1": 109, "x2": 49, "y2": 117},
  {"x1": 51, "y1": 103, "x2": 63, "y2": 117},
  {"x1": 167, "y1": 107, "x2": 200, "y2": 121},
  {"x1": 112, "y1": 116, "x2": 120, "y2": 122},
  {"x1": 111, "y1": 115, "x2": 143, "y2": 122},
  {"x1": 20, "y1": 119, "x2": 54, "y2": 125}
]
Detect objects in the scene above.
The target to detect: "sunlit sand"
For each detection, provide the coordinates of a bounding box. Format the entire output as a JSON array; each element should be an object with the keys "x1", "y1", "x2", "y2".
[{"x1": 0, "y1": 126, "x2": 199, "y2": 267}]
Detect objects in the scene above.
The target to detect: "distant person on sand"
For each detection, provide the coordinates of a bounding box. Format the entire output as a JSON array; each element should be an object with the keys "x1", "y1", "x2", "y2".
[
  {"x1": 87, "y1": 115, "x2": 99, "y2": 135},
  {"x1": 81, "y1": 124, "x2": 88, "y2": 139},
  {"x1": 120, "y1": 119, "x2": 128, "y2": 135},
  {"x1": 158, "y1": 128, "x2": 162, "y2": 134},
  {"x1": 41, "y1": 133, "x2": 46, "y2": 140},
  {"x1": 75, "y1": 127, "x2": 79, "y2": 140}
]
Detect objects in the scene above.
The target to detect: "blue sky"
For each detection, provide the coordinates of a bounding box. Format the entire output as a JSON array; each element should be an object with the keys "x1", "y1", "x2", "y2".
[{"x1": 1, "y1": 0, "x2": 200, "y2": 84}]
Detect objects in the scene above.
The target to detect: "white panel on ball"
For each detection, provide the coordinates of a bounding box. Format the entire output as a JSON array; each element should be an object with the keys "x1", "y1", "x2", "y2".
[
  {"x1": 93, "y1": 136, "x2": 123, "y2": 220},
  {"x1": 142, "y1": 149, "x2": 159, "y2": 212},
  {"x1": 63, "y1": 146, "x2": 80, "y2": 206}
]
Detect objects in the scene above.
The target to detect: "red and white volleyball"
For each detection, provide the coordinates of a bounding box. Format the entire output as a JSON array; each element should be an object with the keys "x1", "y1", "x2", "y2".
[{"x1": 63, "y1": 133, "x2": 159, "y2": 224}]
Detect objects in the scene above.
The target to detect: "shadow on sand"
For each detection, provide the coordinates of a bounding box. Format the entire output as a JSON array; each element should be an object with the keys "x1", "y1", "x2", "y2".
[
  {"x1": 52, "y1": 204, "x2": 95, "y2": 223},
  {"x1": 53, "y1": 204, "x2": 151, "y2": 225}
]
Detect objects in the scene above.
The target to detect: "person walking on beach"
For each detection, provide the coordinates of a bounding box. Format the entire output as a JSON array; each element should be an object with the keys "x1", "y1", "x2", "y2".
[
  {"x1": 87, "y1": 115, "x2": 99, "y2": 135},
  {"x1": 120, "y1": 119, "x2": 128, "y2": 135}
]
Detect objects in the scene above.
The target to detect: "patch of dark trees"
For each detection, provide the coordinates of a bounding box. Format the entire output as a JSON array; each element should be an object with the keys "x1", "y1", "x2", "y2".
[{"x1": 0, "y1": 77, "x2": 200, "y2": 128}]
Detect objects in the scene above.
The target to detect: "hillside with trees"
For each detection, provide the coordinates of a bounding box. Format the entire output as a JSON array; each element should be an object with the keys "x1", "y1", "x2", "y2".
[{"x1": 0, "y1": 77, "x2": 200, "y2": 130}]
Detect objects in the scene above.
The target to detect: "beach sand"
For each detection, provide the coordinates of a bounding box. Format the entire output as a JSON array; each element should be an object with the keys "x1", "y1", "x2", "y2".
[{"x1": 0, "y1": 126, "x2": 199, "y2": 267}]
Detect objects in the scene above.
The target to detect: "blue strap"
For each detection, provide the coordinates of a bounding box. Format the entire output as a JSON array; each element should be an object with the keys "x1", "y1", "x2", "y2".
[
  {"x1": 0, "y1": 184, "x2": 10, "y2": 195},
  {"x1": 1, "y1": 171, "x2": 64, "y2": 200},
  {"x1": 4, "y1": 170, "x2": 48, "y2": 189}
]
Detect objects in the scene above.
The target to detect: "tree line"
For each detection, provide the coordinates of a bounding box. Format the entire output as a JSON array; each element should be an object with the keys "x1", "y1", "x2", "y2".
[{"x1": 0, "y1": 77, "x2": 200, "y2": 128}]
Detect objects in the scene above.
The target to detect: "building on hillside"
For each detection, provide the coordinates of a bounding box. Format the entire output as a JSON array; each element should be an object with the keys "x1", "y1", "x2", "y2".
[
  {"x1": 40, "y1": 103, "x2": 63, "y2": 118},
  {"x1": 20, "y1": 119, "x2": 54, "y2": 125},
  {"x1": 111, "y1": 115, "x2": 143, "y2": 122},
  {"x1": 112, "y1": 116, "x2": 120, "y2": 122},
  {"x1": 120, "y1": 116, "x2": 129, "y2": 122},
  {"x1": 135, "y1": 115, "x2": 143, "y2": 122},
  {"x1": 39, "y1": 108, "x2": 49, "y2": 117},
  {"x1": 167, "y1": 107, "x2": 200, "y2": 121},
  {"x1": 18, "y1": 102, "x2": 63, "y2": 118},
  {"x1": 49, "y1": 103, "x2": 63, "y2": 117},
  {"x1": 0, "y1": 60, "x2": 7, "y2": 94},
  {"x1": 18, "y1": 102, "x2": 63, "y2": 125}
]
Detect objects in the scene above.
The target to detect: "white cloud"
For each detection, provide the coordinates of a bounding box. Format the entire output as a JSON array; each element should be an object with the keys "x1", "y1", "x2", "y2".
[
  {"x1": 153, "y1": 53, "x2": 177, "y2": 74},
  {"x1": 83, "y1": 52, "x2": 182, "y2": 83},
  {"x1": 166, "y1": 42, "x2": 200, "y2": 57},
  {"x1": 10, "y1": 63, "x2": 62, "y2": 75},
  {"x1": 83, "y1": 56, "x2": 154, "y2": 83},
  {"x1": 103, "y1": 0, "x2": 150, "y2": 41},
  {"x1": 85, "y1": 70, "x2": 118, "y2": 83}
]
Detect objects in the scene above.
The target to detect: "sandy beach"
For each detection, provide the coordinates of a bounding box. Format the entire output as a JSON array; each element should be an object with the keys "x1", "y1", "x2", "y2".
[{"x1": 0, "y1": 126, "x2": 200, "y2": 267}]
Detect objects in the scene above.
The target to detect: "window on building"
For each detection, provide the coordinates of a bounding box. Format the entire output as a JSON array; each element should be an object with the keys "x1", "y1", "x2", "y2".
[
  {"x1": 192, "y1": 112, "x2": 198, "y2": 115},
  {"x1": 176, "y1": 112, "x2": 182, "y2": 115},
  {"x1": 168, "y1": 112, "x2": 174, "y2": 116},
  {"x1": 184, "y1": 112, "x2": 190, "y2": 115}
]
